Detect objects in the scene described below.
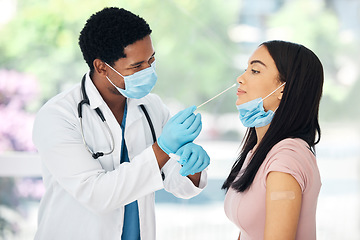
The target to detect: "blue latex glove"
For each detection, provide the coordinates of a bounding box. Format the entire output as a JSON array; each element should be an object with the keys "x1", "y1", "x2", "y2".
[
  {"x1": 157, "y1": 106, "x2": 202, "y2": 155},
  {"x1": 175, "y1": 143, "x2": 210, "y2": 176}
]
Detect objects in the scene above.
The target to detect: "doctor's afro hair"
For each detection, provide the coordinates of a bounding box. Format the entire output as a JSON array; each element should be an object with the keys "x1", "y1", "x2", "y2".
[{"x1": 79, "y1": 7, "x2": 152, "y2": 72}]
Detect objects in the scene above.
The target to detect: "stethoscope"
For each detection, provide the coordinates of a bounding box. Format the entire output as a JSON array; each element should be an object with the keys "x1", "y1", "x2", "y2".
[{"x1": 78, "y1": 75, "x2": 115, "y2": 159}]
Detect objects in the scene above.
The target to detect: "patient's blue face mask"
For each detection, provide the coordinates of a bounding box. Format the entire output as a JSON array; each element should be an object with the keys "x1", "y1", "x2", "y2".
[
  {"x1": 105, "y1": 61, "x2": 157, "y2": 99},
  {"x1": 236, "y1": 82, "x2": 285, "y2": 128}
]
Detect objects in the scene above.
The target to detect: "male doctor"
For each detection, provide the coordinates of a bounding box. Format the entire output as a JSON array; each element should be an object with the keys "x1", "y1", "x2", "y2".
[{"x1": 32, "y1": 7, "x2": 209, "y2": 240}]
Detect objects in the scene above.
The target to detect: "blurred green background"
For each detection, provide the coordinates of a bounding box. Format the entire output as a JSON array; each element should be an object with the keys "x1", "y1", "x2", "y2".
[{"x1": 1, "y1": 0, "x2": 359, "y2": 120}]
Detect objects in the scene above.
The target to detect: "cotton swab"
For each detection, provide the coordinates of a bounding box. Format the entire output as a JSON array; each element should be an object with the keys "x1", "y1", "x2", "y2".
[
  {"x1": 170, "y1": 84, "x2": 237, "y2": 163},
  {"x1": 197, "y1": 83, "x2": 236, "y2": 109}
]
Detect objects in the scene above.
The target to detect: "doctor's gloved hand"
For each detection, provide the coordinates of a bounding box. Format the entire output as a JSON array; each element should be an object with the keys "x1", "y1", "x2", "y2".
[
  {"x1": 175, "y1": 143, "x2": 210, "y2": 176},
  {"x1": 157, "y1": 106, "x2": 202, "y2": 155}
]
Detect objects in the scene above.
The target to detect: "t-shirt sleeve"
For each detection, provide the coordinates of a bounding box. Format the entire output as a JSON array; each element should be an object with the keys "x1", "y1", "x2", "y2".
[{"x1": 262, "y1": 140, "x2": 311, "y2": 192}]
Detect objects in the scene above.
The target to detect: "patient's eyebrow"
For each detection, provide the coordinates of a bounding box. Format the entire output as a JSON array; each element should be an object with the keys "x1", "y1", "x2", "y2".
[{"x1": 250, "y1": 60, "x2": 267, "y2": 68}]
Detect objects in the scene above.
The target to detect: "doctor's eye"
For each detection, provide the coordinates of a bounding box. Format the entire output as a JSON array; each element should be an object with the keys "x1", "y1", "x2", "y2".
[
  {"x1": 251, "y1": 69, "x2": 260, "y2": 74},
  {"x1": 148, "y1": 56, "x2": 155, "y2": 64}
]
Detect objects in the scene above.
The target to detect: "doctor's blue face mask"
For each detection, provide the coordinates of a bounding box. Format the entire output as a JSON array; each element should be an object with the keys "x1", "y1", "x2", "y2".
[
  {"x1": 236, "y1": 82, "x2": 285, "y2": 128},
  {"x1": 105, "y1": 61, "x2": 157, "y2": 99}
]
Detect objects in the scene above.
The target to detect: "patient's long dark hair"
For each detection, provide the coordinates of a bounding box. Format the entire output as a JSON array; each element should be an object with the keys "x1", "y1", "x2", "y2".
[{"x1": 222, "y1": 40, "x2": 324, "y2": 192}]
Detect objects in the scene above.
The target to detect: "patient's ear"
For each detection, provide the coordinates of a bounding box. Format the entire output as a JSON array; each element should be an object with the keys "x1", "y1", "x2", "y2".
[
  {"x1": 278, "y1": 91, "x2": 283, "y2": 100},
  {"x1": 277, "y1": 85, "x2": 285, "y2": 100}
]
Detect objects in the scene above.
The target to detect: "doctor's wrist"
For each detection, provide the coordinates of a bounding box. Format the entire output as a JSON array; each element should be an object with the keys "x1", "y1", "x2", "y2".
[{"x1": 152, "y1": 142, "x2": 170, "y2": 169}]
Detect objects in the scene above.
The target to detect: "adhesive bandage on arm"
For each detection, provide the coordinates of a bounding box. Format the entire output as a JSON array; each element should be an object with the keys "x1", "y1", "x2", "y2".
[{"x1": 270, "y1": 191, "x2": 296, "y2": 200}]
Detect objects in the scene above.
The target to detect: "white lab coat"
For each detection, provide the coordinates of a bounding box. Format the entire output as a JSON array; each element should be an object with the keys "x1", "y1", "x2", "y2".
[{"x1": 32, "y1": 72, "x2": 207, "y2": 240}]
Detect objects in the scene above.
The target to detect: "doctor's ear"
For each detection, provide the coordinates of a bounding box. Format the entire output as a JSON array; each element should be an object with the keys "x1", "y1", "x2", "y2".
[{"x1": 93, "y1": 59, "x2": 107, "y2": 76}]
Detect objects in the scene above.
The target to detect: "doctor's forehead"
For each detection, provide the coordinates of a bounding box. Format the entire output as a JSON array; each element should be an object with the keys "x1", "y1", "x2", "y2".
[{"x1": 122, "y1": 35, "x2": 155, "y2": 61}]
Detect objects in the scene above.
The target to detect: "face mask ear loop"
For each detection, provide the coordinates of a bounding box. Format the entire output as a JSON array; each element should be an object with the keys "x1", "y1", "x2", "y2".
[
  {"x1": 105, "y1": 76, "x2": 120, "y2": 89},
  {"x1": 258, "y1": 82, "x2": 286, "y2": 104},
  {"x1": 105, "y1": 62, "x2": 126, "y2": 89},
  {"x1": 105, "y1": 62, "x2": 125, "y2": 78}
]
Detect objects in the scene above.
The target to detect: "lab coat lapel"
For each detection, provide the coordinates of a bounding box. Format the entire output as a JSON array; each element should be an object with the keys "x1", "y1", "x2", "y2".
[{"x1": 125, "y1": 98, "x2": 148, "y2": 160}]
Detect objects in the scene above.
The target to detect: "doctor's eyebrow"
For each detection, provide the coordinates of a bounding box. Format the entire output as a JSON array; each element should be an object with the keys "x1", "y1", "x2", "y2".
[
  {"x1": 250, "y1": 60, "x2": 267, "y2": 68},
  {"x1": 129, "y1": 52, "x2": 156, "y2": 67}
]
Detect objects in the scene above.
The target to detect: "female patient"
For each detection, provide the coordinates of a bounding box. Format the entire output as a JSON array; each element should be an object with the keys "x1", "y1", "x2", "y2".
[{"x1": 223, "y1": 40, "x2": 324, "y2": 240}]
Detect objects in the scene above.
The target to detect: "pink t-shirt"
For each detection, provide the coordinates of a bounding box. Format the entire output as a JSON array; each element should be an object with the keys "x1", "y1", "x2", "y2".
[{"x1": 224, "y1": 138, "x2": 321, "y2": 240}]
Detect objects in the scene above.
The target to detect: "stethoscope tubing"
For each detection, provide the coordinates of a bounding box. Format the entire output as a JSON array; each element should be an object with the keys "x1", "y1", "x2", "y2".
[{"x1": 78, "y1": 75, "x2": 115, "y2": 159}]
